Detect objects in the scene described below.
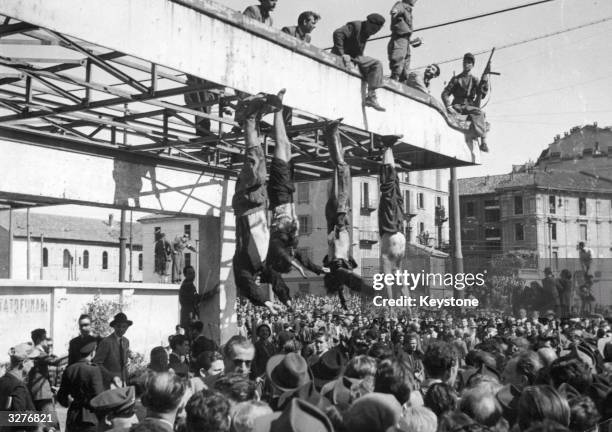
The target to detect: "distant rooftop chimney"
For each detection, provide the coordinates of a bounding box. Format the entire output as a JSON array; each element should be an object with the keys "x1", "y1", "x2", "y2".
[{"x1": 108, "y1": 214, "x2": 114, "y2": 226}]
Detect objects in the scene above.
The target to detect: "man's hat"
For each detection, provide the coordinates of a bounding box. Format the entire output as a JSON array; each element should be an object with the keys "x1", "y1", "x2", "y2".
[
  {"x1": 345, "y1": 393, "x2": 402, "y2": 432},
  {"x1": 463, "y1": 52, "x2": 475, "y2": 64},
  {"x1": 110, "y1": 312, "x2": 133, "y2": 327},
  {"x1": 91, "y1": 386, "x2": 136, "y2": 414},
  {"x1": 310, "y1": 348, "x2": 347, "y2": 389},
  {"x1": 257, "y1": 323, "x2": 272, "y2": 336},
  {"x1": 8, "y1": 343, "x2": 41, "y2": 361},
  {"x1": 366, "y1": 13, "x2": 385, "y2": 26},
  {"x1": 80, "y1": 341, "x2": 98, "y2": 356},
  {"x1": 267, "y1": 353, "x2": 313, "y2": 393},
  {"x1": 253, "y1": 398, "x2": 333, "y2": 432}
]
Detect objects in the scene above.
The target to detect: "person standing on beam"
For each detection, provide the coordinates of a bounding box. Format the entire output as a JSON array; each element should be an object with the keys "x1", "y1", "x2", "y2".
[
  {"x1": 264, "y1": 89, "x2": 326, "y2": 283},
  {"x1": 232, "y1": 92, "x2": 290, "y2": 315},
  {"x1": 322, "y1": 119, "x2": 368, "y2": 309}
]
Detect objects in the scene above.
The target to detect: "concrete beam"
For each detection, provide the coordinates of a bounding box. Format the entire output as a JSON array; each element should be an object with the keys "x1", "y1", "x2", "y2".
[{"x1": 0, "y1": 0, "x2": 479, "y2": 166}]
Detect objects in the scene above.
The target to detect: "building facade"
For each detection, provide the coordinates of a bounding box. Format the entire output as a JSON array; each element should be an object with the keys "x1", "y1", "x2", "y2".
[
  {"x1": 0, "y1": 211, "x2": 143, "y2": 282},
  {"x1": 459, "y1": 125, "x2": 612, "y2": 275}
]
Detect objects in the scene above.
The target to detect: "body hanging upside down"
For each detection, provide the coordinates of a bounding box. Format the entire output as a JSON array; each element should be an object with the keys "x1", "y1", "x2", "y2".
[{"x1": 322, "y1": 119, "x2": 369, "y2": 310}]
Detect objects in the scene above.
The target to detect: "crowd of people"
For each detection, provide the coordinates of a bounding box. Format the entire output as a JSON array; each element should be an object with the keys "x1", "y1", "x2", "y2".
[{"x1": 2, "y1": 291, "x2": 612, "y2": 432}]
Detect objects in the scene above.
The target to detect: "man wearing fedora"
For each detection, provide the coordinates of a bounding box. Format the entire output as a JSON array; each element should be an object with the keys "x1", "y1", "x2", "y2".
[{"x1": 93, "y1": 312, "x2": 133, "y2": 389}]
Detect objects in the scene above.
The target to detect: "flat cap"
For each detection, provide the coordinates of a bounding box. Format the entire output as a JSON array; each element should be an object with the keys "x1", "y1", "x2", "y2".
[
  {"x1": 90, "y1": 386, "x2": 136, "y2": 414},
  {"x1": 366, "y1": 13, "x2": 385, "y2": 26}
]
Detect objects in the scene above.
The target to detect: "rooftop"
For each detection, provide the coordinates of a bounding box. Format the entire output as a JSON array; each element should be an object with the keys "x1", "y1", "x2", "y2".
[{"x1": 0, "y1": 212, "x2": 143, "y2": 245}]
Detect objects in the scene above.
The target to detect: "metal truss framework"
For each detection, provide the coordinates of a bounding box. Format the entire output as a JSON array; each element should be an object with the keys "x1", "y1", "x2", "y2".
[{"x1": 0, "y1": 14, "x2": 473, "y2": 186}]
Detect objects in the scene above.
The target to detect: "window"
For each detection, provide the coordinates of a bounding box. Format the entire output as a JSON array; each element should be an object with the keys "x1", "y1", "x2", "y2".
[
  {"x1": 405, "y1": 172, "x2": 410, "y2": 183},
  {"x1": 579, "y1": 197, "x2": 587, "y2": 215},
  {"x1": 41, "y1": 248, "x2": 48, "y2": 268},
  {"x1": 404, "y1": 190, "x2": 411, "y2": 214},
  {"x1": 549, "y1": 196, "x2": 556, "y2": 214},
  {"x1": 552, "y1": 251, "x2": 559, "y2": 270},
  {"x1": 515, "y1": 223, "x2": 524, "y2": 241},
  {"x1": 436, "y1": 196, "x2": 442, "y2": 207},
  {"x1": 580, "y1": 224, "x2": 587, "y2": 241},
  {"x1": 485, "y1": 227, "x2": 501, "y2": 239},
  {"x1": 298, "y1": 215, "x2": 311, "y2": 236},
  {"x1": 551, "y1": 223, "x2": 557, "y2": 241},
  {"x1": 185, "y1": 253, "x2": 191, "y2": 268},
  {"x1": 297, "y1": 183, "x2": 309, "y2": 204},
  {"x1": 484, "y1": 208, "x2": 500, "y2": 222},
  {"x1": 514, "y1": 196, "x2": 523, "y2": 215},
  {"x1": 102, "y1": 251, "x2": 108, "y2": 270},
  {"x1": 62, "y1": 249, "x2": 71, "y2": 268},
  {"x1": 83, "y1": 250, "x2": 89, "y2": 269},
  {"x1": 361, "y1": 182, "x2": 370, "y2": 209},
  {"x1": 138, "y1": 253, "x2": 143, "y2": 271},
  {"x1": 184, "y1": 224, "x2": 191, "y2": 237},
  {"x1": 466, "y1": 202, "x2": 475, "y2": 217},
  {"x1": 418, "y1": 193, "x2": 425, "y2": 209},
  {"x1": 419, "y1": 222, "x2": 425, "y2": 233}
]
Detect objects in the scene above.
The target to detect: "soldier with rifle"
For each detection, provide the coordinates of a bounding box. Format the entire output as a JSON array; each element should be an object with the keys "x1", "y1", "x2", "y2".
[{"x1": 442, "y1": 51, "x2": 498, "y2": 153}]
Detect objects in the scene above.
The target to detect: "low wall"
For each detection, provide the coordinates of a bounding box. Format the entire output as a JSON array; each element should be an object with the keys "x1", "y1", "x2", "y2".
[{"x1": 0, "y1": 280, "x2": 200, "y2": 359}]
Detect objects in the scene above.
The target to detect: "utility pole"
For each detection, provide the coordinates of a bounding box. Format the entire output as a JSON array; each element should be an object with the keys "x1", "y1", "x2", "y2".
[
  {"x1": 119, "y1": 210, "x2": 127, "y2": 282},
  {"x1": 449, "y1": 168, "x2": 464, "y2": 298},
  {"x1": 26, "y1": 208, "x2": 31, "y2": 280}
]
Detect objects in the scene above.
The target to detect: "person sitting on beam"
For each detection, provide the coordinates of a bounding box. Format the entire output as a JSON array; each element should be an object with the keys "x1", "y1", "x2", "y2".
[
  {"x1": 232, "y1": 93, "x2": 290, "y2": 315},
  {"x1": 265, "y1": 89, "x2": 326, "y2": 282},
  {"x1": 321, "y1": 119, "x2": 368, "y2": 310}
]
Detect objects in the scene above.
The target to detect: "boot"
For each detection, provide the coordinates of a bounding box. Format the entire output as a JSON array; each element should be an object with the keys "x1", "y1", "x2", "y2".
[
  {"x1": 365, "y1": 93, "x2": 386, "y2": 111},
  {"x1": 234, "y1": 93, "x2": 267, "y2": 124}
]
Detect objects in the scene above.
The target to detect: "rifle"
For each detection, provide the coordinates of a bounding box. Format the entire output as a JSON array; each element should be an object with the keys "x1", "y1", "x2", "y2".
[{"x1": 475, "y1": 48, "x2": 501, "y2": 108}]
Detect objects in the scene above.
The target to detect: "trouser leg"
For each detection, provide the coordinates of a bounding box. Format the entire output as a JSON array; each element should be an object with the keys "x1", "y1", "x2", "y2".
[
  {"x1": 388, "y1": 35, "x2": 410, "y2": 80},
  {"x1": 273, "y1": 90, "x2": 291, "y2": 163},
  {"x1": 355, "y1": 56, "x2": 384, "y2": 93}
]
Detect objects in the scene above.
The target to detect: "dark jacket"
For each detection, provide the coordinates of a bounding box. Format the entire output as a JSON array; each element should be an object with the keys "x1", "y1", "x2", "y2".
[
  {"x1": 281, "y1": 25, "x2": 311, "y2": 43},
  {"x1": 332, "y1": 21, "x2": 368, "y2": 58},
  {"x1": 92, "y1": 333, "x2": 129, "y2": 388},
  {"x1": 68, "y1": 334, "x2": 100, "y2": 366},
  {"x1": 441, "y1": 71, "x2": 488, "y2": 108},
  {"x1": 57, "y1": 359, "x2": 104, "y2": 427}
]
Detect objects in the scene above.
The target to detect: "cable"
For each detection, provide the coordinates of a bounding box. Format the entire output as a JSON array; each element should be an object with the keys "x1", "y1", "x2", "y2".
[
  {"x1": 324, "y1": 0, "x2": 556, "y2": 49},
  {"x1": 412, "y1": 15, "x2": 612, "y2": 70}
]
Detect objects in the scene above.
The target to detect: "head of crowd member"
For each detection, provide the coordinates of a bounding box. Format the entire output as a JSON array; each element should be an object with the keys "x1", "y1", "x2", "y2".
[
  {"x1": 517, "y1": 386, "x2": 570, "y2": 432},
  {"x1": 423, "y1": 341, "x2": 458, "y2": 384},
  {"x1": 374, "y1": 357, "x2": 420, "y2": 405},
  {"x1": 213, "y1": 373, "x2": 257, "y2": 408},
  {"x1": 78, "y1": 313, "x2": 93, "y2": 337},
  {"x1": 141, "y1": 371, "x2": 187, "y2": 424},
  {"x1": 91, "y1": 386, "x2": 138, "y2": 431},
  {"x1": 363, "y1": 13, "x2": 385, "y2": 38},
  {"x1": 345, "y1": 355, "x2": 377, "y2": 382},
  {"x1": 237, "y1": 315, "x2": 244, "y2": 328},
  {"x1": 548, "y1": 356, "x2": 592, "y2": 393},
  {"x1": 345, "y1": 392, "x2": 402, "y2": 432},
  {"x1": 7, "y1": 343, "x2": 39, "y2": 379},
  {"x1": 311, "y1": 348, "x2": 347, "y2": 391},
  {"x1": 149, "y1": 346, "x2": 169, "y2": 373},
  {"x1": 389, "y1": 406, "x2": 438, "y2": 432},
  {"x1": 537, "y1": 347, "x2": 557, "y2": 367},
  {"x1": 424, "y1": 382, "x2": 457, "y2": 417},
  {"x1": 256, "y1": 324, "x2": 271, "y2": 342},
  {"x1": 313, "y1": 333, "x2": 330, "y2": 356},
  {"x1": 568, "y1": 395, "x2": 600, "y2": 432},
  {"x1": 297, "y1": 11, "x2": 320, "y2": 35},
  {"x1": 232, "y1": 400, "x2": 273, "y2": 432},
  {"x1": 183, "y1": 265, "x2": 196, "y2": 283},
  {"x1": 170, "y1": 334, "x2": 190, "y2": 357},
  {"x1": 30, "y1": 328, "x2": 51, "y2": 352},
  {"x1": 405, "y1": 333, "x2": 419, "y2": 353},
  {"x1": 259, "y1": 0, "x2": 277, "y2": 14},
  {"x1": 184, "y1": 389, "x2": 230, "y2": 432},
  {"x1": 501, "y1": 351, "x2": 543, "y2": 390},
  {"x1": 223, "y1": 336, "x2": 255, "y2": 376},
  {"x1": 194, "y1": 351, "x2": 224, "y2": 378},
  {"x1": 463, "y1": 52, "x2": 475, "y2": 73},
  {"x1": 110, "y1": 312, "x2": 133, "y2": 338},
  {"x1": 437, "y1": 412, "x2": 478, "y2": 432},
  {"x1": 459, "y1": 384, "x2": 504, "y2": 428}
]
